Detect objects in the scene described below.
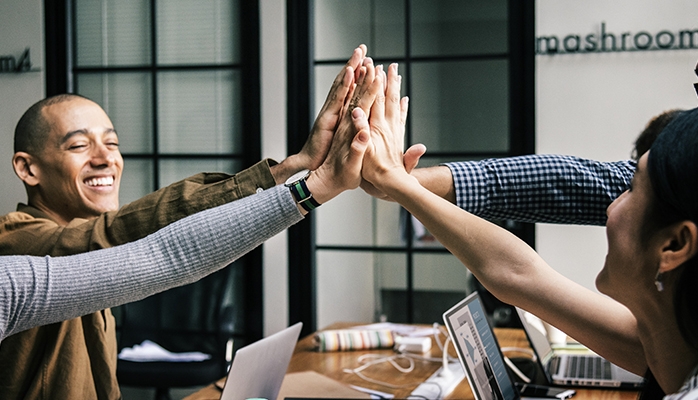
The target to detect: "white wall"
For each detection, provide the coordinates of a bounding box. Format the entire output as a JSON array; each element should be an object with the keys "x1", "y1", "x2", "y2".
[
  {"x1": 536, "y1": 0, "x2": 698, "y2": 291},
  {"x1": 0, "y1": 0, "x2": 44, "y2": 215},
  {"x1": 260, "y1": 0, "x2": 289, "y2": 336}
]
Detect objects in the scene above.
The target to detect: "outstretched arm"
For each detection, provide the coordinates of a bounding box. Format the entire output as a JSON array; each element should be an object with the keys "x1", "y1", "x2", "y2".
[
  {"x1": 358, "y1": 63, "x2": 647, "y2": 376},
  {"x1": 0, "y1": 185, "x2": 301, "y2": 341}
]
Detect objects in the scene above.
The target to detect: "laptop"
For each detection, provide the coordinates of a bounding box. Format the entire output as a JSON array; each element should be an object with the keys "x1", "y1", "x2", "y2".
[
  {"x1": 443, "y1": 292, "x2": 575, "y2": 400},
  {"x1": 220, "y1": 322, "x2": 303, "y2": 400},
  {"x1": 514, "y1": 307, "x2": 644, "y2": 389}
]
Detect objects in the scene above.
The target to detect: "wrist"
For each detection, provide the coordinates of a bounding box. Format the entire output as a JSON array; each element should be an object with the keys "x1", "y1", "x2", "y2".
[
  {"x1": 304, "y1": 168, "x2": 343, "y2": 205},
  {"x1": 285, "y1": 169, "x2": 322, "y2": 213}
]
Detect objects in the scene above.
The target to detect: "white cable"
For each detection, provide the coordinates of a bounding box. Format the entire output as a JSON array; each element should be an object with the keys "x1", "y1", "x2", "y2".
[
  {"x1": 504, "y1": 356, "x2": 531, "y2": 383},
  {"x1": 501, "y1": 347, "x2": 536, "y2": 384},
  {"x1": 343, "y1": 354, "x2": 416, "y2": 389},
  {"x1": 439, "y1": 336, "x2": 453, "y2": 377},
  {"x1": 344, "y1": 323, "x2": 461, "y2": 389}
]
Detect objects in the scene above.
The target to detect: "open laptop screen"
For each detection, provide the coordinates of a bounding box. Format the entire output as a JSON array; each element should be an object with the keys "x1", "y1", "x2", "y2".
[{"x1": 443, "y1": 292, "x2": 518, "y2": 400}]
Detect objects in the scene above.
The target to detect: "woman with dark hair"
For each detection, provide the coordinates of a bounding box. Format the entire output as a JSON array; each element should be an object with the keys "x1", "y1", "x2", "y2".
[{"x1": 358, "y1": 62, "x2": 698, "y2": 398}]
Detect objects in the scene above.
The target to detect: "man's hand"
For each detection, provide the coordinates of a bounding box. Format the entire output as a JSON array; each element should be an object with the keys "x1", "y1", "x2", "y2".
[
  {"x1": 272, "y1": 45, "x2": 368, "y2": 184},
  {"x1": 304, "y1": 60, "x2": 383, "y2": 206}
]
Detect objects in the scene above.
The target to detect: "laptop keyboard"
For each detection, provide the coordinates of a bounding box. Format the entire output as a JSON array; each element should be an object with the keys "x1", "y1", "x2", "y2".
[{"x1": 565, "y1": 355, "x2": 613, "y2": 380}]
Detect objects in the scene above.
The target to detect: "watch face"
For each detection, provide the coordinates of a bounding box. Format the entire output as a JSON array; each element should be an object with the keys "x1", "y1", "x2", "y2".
[{"x1": 285, "y1": 169, "x2": 311, "y2": 186}]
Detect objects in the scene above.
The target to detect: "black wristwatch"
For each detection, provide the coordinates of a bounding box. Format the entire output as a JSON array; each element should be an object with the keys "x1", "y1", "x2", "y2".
[{"x1": 284, "y1": 169, "x2": 321, "y2": 212}]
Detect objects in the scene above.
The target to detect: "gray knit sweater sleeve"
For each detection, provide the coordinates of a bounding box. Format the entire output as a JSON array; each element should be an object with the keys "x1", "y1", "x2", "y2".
[{"x1": 0, "y1": 185, "x2": 303, "y2": 342}]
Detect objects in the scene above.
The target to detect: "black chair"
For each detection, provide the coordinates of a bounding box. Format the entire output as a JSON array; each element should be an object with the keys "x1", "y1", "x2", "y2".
[{"x1": 114, "y1": 263, "x2": 243, "y2": 400}]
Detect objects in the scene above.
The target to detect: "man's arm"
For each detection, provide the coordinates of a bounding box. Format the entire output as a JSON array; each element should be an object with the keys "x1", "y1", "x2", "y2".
[
  {"x1": 409, "y1": 155, "x2": 635, "y2": 226},
  {"x1": 0, "y1": 160, "x2": 278, "y2": 256}
]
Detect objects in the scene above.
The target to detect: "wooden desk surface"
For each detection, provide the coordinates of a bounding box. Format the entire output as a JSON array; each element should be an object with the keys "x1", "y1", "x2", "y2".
[{"x1": 185, "y1": 323, "x2": 639, "y2": 400}]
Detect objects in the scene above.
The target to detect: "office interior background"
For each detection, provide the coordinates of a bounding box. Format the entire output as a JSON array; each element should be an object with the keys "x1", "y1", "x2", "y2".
[{"x1": 1, "y1": 0, "x2": 697, "y2": 397}]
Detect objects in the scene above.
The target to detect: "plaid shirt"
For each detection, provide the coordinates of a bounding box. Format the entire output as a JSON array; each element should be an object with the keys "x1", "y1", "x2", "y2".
[{"x1": 445, "y1": 154, "x2": 636, "y2": 226}]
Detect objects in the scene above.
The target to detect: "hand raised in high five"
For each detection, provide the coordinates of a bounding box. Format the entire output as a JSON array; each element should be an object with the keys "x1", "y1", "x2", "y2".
[
  {"x1": 272, "y1": 45, "x2": 367, "y2": 183},
  {"x1": 358, "y1": 63, "x2": 425, "y2": 201},
  {"x1": 301, "y1": 55, "x2": 386, "y2": 212},
  {"x1": 358, "y1": 63, "x2": 412, "y2": 190}
]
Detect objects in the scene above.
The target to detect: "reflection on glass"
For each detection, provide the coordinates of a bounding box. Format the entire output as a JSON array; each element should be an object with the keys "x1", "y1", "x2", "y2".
[
  {"x1": 314, "y1": 0, "x2": 405, "y2": 60},
  {"x1": 120, "y1": 159, "x2": 154, "y2": 205},
  {"x1": 77, "y1": 73, "x2": 153, "y2": 154},
  {"x1": 156, "y1": 0, "x2": 238, "y2": 64},
  {"x1": 411, "y1": 60, "x2": 509, "y2": 152},
  {"x1": 410, "y1": 0, "x2": 507, "y2": 57},
  {"x1": 158, "y1": 159, "x2": 242, "y2": 189},
  {"x1": 157, "y1": 70, "x2": 241, "y2": 154},
  {"x1": 75, "y1": 0, "x2": 151, "y2": 67},
  {"x1": 316, "y1": 250, "x2": 378, "y2": 328},
  {"x1": 413, "y1": 253, "x2": 470, "y2": 323}
]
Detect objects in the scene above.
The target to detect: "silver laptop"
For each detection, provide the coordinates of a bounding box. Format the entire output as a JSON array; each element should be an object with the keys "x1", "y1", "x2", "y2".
[
  {"x1": 443, "y1": 292, "x2": 575, "y2": 400},
  {"x1": 220, "y1": 322, "x2": 303, "y2": 400},
  {"x1": 514, "y1": 307, "x2": 644, "y2": 389}
]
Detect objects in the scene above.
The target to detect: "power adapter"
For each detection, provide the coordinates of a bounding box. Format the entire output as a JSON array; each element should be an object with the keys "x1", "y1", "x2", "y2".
[{"x1": 394, "y1": 335, "x2": 432, "y2": 353}]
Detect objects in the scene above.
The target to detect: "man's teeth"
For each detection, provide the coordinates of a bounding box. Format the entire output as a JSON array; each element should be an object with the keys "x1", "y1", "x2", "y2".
[{"x1": 85, "y1": 177, "x2": 114, "y2": 187}]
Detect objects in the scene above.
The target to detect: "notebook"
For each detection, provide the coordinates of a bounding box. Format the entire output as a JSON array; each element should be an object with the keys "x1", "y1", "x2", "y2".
[
  {"x1": 219, "y1": 322, "x2": 303, "y2": 400},
  {"x1": 443, "y1": 292, "x2": 575, "y2": 400},
  {"x1": 514, "y1": 307, "x2": 644, "y2": 389}
]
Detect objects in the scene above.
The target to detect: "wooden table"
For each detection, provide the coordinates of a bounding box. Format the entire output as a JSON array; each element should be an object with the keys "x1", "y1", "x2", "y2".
[{"x1": 185, "y1": 323, "x2": 639, "y2": 399}]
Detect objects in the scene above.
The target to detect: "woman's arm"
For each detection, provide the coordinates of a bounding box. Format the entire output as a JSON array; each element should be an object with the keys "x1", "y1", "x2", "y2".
[
  {"x1": 359, "y1": 63, "x2": 647, "y2": 375},
  {"x1": 0, "y1": 185, "x2": 301, "y2": 341}
]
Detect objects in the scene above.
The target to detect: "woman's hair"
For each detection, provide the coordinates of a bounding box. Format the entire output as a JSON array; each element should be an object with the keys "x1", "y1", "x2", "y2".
[{"x1": 646, "y1": 107, "x2": 698, "y2": 350}]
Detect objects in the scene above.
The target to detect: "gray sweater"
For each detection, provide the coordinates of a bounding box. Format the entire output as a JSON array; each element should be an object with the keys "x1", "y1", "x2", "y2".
[{"x1": 0, "y1": 185, "x2": 302, "y2": 342}]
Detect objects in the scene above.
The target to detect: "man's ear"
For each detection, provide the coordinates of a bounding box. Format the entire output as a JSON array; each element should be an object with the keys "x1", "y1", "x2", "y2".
[
  {"x1": 659, "y1": 221, "x2": 698, "y2": 273},
  {"x1": 12, "y1": 152, "x2": 40, "y2": 187}
]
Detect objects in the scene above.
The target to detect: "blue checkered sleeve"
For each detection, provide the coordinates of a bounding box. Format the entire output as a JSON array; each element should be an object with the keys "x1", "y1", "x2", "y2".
[{"x1": 445, "y1": 154, "x2": 636, "y2": 226}]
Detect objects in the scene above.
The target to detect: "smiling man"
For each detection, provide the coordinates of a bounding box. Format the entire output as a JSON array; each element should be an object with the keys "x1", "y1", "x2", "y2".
[{"x1": 12, "y1": 95, "x2": 123, "y2": 225}]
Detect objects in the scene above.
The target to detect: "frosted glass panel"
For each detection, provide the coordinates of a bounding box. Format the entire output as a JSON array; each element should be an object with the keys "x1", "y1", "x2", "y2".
[
  {"x1": 373, "y1": 252, "x2": 407, "y2": 322},
  {"x1": 157, "y1": 0, "x2": 238, "y2": 64},
  {"x1": 413, "y1": 253, "x2": 469, "y2": 292},
  {"x1": 314, "y1": 0, "x2": 405, "y2": 60},
  {"x1": 316, "y1": 185, "x2": 404, "y2": 247},
  {"x1": 75, "y1": 0, "x2": 150, "y2": 66},
  {"x1": 316, "y1": 250, "x2": 376, "y2": 327},
  {"x1": 157, "y1": 70, "x2": 241, "y2": 154},
  {"x1": 411, "y1": 60, "x2": 509, "y2": 153},
  {"x1": 76, "y1": 73, "x2": 153, "y2": 154},
  {"x1": 158, "y1": 159, "x2": 242, "y2": 188},
  {"x1": 120, "y1": 159, "x2": 154, "y2": 205},
  {"x1": 316, "y1": 190, "x2": 374, "y2": 246},
  {"x1": 413, "y1": 253, "x2": 470, "y2": 323},
  {"x1": 410, "y1": 0, "x2": 507, "y2": 57}
]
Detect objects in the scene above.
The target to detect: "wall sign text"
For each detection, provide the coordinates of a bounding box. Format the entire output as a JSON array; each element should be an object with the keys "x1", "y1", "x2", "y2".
[
  {"x1": 0, "y1": 48, "x2": 34, "y2": 73},
  {"x1": 537, "y1": 23, "x2": 698, "y2": 55}
]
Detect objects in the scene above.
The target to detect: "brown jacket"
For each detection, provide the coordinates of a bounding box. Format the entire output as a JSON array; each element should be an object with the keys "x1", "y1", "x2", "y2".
[{"x1": 0, "y1": 160, "x2": 276, "y2": 399}]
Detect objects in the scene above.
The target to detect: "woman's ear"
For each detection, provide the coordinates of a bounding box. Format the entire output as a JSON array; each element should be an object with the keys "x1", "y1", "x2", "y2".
[
  {"x1": 659, "y1": 221, "x2": 698, "y2": 273},
  {"x1": 12, "y1": 152, "x2": 40, "y2": 187}
]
